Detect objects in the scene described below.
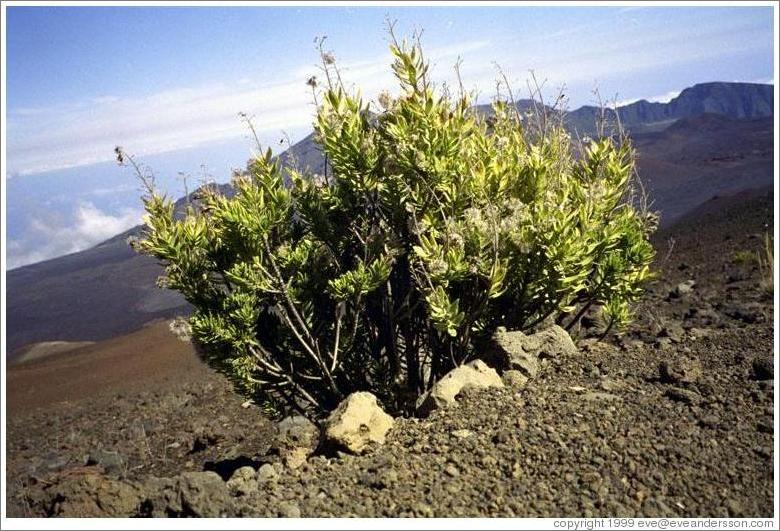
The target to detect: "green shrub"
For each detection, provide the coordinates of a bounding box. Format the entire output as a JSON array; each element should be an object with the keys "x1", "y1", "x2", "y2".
[
  {"x1": 129, "y1": 37, "x2": 656, "y2": 419},
  {"x1": 757, "y1": 232, "x2": 774, "y2": 294},
  {"x1": 732, "y1": 249, "x2": 757, "y2": 265}
]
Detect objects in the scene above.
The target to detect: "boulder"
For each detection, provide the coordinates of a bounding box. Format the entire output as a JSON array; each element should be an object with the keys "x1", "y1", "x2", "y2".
[
  {"x1": 177, "y1": 471, "x2": 232, "y2": 517},
  {"x1": 487, "y1": 325, "x2": 576, "y2": 375},
  {"x1": 324, "y1": 392, "x2": 394, "y2": 455},
  {"x1": 532, "y1": 325, "x2": 579, "y2": 358},
  {"x1": 417, "y1": 359, "x2": 503, "y2": 416},
  {"x1": 275, "y1": 416, "x2": 320, "y2": 469},
  {"x1": 47, "y1": 471, "x2": 141, "y2": 517},
  {"x1": 142, "y1": 471, "x2": 232, "y2": 517}
]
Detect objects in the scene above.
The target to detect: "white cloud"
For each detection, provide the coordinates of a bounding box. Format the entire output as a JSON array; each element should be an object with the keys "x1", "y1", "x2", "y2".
[
  {"x1": 8, "y1": 202, "x2": 143, "y2": 269},
  {"x1": 7, "y1": 39, "x2": 490, "y2": 177},
  {"x1": 615, "y1": 89, "x2": 681, "y2": 107},
  {"x1": 6, "y1": 17, "x2": 768, "y2": 178}
]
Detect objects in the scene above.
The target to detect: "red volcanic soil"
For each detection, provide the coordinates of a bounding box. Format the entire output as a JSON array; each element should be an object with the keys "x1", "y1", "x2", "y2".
[{"x1": 6, "y1": 321, "x2": 207, "y2": 416}]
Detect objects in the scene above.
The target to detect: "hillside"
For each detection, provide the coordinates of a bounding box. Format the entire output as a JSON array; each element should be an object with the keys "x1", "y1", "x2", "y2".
[
  {"x1": 566, "y1": 81, "x2": 773, "y2": 135},
  {"x1": 5, "y1": 81, "x2": 775, "y2": 354},
  {"x1": 5, "y1": 185, "x2": 773, "y2": 517}
]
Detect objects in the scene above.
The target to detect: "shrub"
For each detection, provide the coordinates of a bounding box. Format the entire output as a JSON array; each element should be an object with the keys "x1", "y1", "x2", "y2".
[
  {"x1": 128, "y1": 36, "x2": 656, "y2": 419},
  {"x1": 732, "y1": 249, "x2": 757, "y2": 265},
  {"x1": 757, "y1": 232, "x2": 774, "y2": 295}
]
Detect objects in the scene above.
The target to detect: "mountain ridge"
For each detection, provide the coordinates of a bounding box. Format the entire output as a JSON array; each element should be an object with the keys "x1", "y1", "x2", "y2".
[{"x1": 5, "y1": 80, "x2": 775, "y2": 354}]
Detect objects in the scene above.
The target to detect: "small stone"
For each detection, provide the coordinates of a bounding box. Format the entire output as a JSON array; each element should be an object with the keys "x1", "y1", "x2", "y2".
[
  {"x1": 700, "y1": 414, "x2": 720, "y2": 428},
  {"x1": 275, "y1": 416, "x2": 320, "y2": 469},
  {"x1": 487, "y1": 325, "x2": 577, "y2": 372},
  {"x1": 665, "y1": 387, "x2": 700, "y2": 404},
  {"x1": 659, "y1": 322, "x2": 685, "y2": 343},
  {"x1": 86, "y1": 449, "x2": 126, "y2": 476},
  {"x1": 46, "y1": 474, "x2": 142, "y2": 517},
  {"x1": 599, "y1": 378, "x2": 624, "y2": 392},
  {"x1": 173, "y1": 471, "x2": 232, "y2": 517},
  {"x1": 670, "y1": 280, "x2": 696, "y2": 298},
  {"x1": 256, "y1": 463, "x2": 278, "y2": 483},
  {"x1": 726, "y1": 499, "x2": 744, "y2": 517},
  {"x1": 444, "y1": 464, "x2": 460, "y2": 477},
  {"x1": 502, "y1": 369, "x2": 529, "y2": 389},
  {"x1": 417, "y1": 360, "x2": 503, "y2": 416},
  {"x1": 226, "y1": 466, "x2": 257, "y2": 496},
  {"x1": 688, "y1": 327, "x2": 710, "y2": 340},
  {"x1": 582, "y1": 391, "x2": 620, "y2": 402},
  {"x1": 451, "y1": 429, "x2": 475, "y2": 439},
  {"x1": 659, "y1": 358, "x2": 702, "y2": 385},
  {"x1": 278, "y1": 501, "x2": 301, "y2": 518},
  {"x1": 324, "y1": 392, "x2": 394, "y2": 455}
]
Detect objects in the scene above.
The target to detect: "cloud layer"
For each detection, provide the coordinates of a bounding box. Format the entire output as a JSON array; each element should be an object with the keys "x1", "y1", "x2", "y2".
[
  {"x1": 7, "y1": 202, "x2": 143, "y2": 269},
  {"x1": 7, "y1": 11, "x2": 771, "y2": 179},
  {"x1": 6, "y1": 40, "x2": 490, "y2": 176}
]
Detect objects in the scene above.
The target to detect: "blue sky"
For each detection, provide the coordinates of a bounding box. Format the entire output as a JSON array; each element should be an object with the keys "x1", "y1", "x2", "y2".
[{"x1": 3, "y1": 4, "x2": 776, "y2": 268}]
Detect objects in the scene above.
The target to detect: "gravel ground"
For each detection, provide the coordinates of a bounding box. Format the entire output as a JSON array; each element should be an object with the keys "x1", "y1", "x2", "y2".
[{"x1": 5, "y1": 187, "x2": 775, "y2": 517}]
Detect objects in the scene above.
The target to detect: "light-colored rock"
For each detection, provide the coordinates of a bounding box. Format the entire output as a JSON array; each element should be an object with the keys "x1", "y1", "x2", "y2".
[
  {"x1": 670, "y1": 280, "x2": 696, "y2": 298},
  {"x1": 502, "y1": 369, "x2": 530, "y2": 389},
  {"x1": 256, "y1": 463, "x2": 278, "y2": 483},
  {"x1": 659, "y1": 322, "x2": 685, "y2": 343},
  {"x1": 450, "y1": 429, "x2": 475, "y2": 439},
  {"x1": 179, "y1": 472, "x2": 231, "y2": 516},
  {"x1": 324, "y1": 392, "x2": 394, "y2": 455},
  {"x1": 226, "y1": 466, "x2": 257, "y2": 496},
  {"x1": 278, "y1": 501, "x2": 301, "y2": 518},
  {"x1": 688, "y1": 327, "x2": 711, "y2": 340},
  {"x1": 86, "y1": 449, "x2": 126, "y2": 476},
  {"x1": 659, "y1": 358, "x2": 702, "y2": 384},
  {"x1": 665, "y1": 386, "x2": 700, "y2": 404},
  {"x1": 488, "y1": 325, "x2": 576, "y2": 375},
  {"x1": 417, "y1": 359, "x2": 503, "y2": 416},
  {"x1": 46, "y1": 473, "x2": 141, "y2": 517},
  {"x1": 531, "y1": 325, "x2": 579, "y2": 359},
  {"x1": 599, "y1": 377, "x2": 625, "y2": 392},
  {"x1": 275, "y1": 416, "x2": 320, "y2": 469}
]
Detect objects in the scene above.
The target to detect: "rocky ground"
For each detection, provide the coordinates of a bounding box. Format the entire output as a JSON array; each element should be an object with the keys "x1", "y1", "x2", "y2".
[{"x1": 4, "y1": 187, "x2": 775, "y2": 518}]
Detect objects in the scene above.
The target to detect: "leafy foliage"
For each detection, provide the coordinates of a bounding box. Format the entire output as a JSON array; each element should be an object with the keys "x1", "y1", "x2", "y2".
[{"x1": 131, "y1": 36, "x2": 656, "y2": 418}]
